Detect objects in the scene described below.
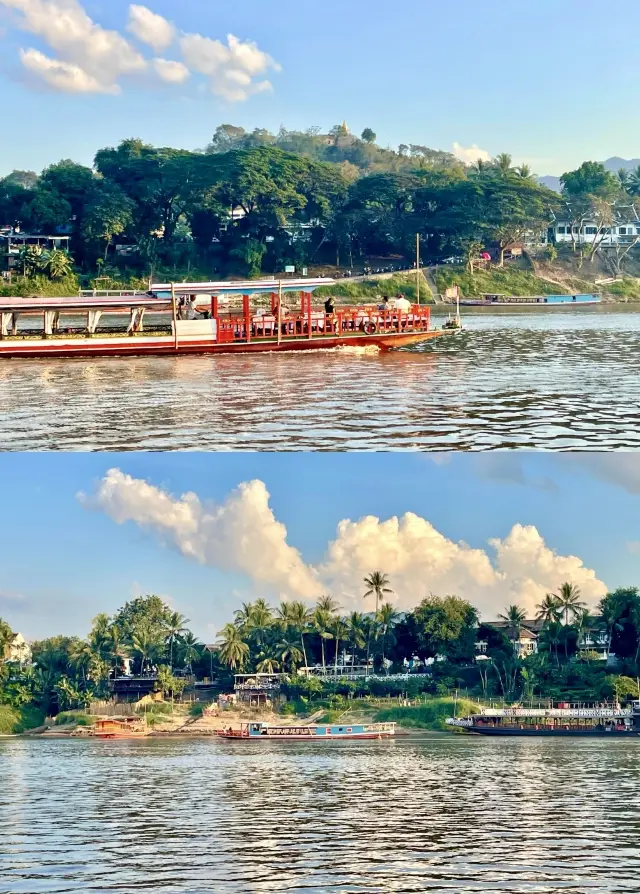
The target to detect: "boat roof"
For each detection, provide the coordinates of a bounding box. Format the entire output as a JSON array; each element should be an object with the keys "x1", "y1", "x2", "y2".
[
  {"x1": 0, "y1": 295, "x2": 172, "y2": 312},
  {"x1": 151, "y1": 278, "x2": 334, "y2": 295}
]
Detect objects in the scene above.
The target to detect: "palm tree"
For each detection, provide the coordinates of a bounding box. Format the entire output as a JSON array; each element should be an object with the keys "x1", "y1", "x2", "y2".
[
  {"x1": 328, "y1": 616, "x2": 348, "y2": 673},
  {"x1": 536, "y1": 594, "x2": 561, "y2": 624},
  {"x1": 131, "y1": 629, "x2": 164, "y2": 675},
  {"x1": 574, "y1": 609, "x2": 595, "y2": 657},
  {"x1": 216, "y1": 624, "x2": 250, "y2": 671},
  {"x1": 276, "y1": 634, "x2": 303, "y2": 674},
  {"x1": 277, "y1": 601, "x2": 311, "y2": 668},
  {"x1": 68, "y1": 640, "x2": 93, "y2": 685},
  {"x1": 599, "y1": 593, "x2": 625, "y2": 659},
  {"x1": 617, "y1": 168, "x2": 631, "y2": 192},
  {"x1": 495, "y1": 152, "x2": 513, "y2": 176},
  {"x1": 166, "y1": 611, "x2": 189, "y2": 669},
  {"x1": 177, "y1": 632, "x2": 201, "y2": 673},
  {"x1": 498, "y1": 605, "x2": 527, "y2": 655},
  {"x1": 555, "y1": 582, "x2": 586, "y2": 625},
  {"x1": 46, "y1": 249, "x2": 73, "y2": 279},
  {"x1": 363, "y1": 572, "x2": 393, "y2": 615},
  {"x1": 256, "y1": 655, "x2": 280, "y2": 673},
  {"x1": 516, "y1": 164, "x2": 533, "y2": 179},
  {"x1": 312, "y1": 607, "x2": 334, "y2": 671},
  {"x1": 346, "y1": 612, "x2": 366, "y2": 668},
  {"x1": 316, "y1": 595, "x2": 340, "y2": 615},
  {"x1": 377, "y1": 603, "x2": 399, "y2": 671},
  {"x1": 0, "y1": 617, "x2": 14, "y2": 663}
]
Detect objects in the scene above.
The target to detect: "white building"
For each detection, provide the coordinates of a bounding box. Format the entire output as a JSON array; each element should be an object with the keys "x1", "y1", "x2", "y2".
[
  {"x1": 551, "y1": 219, "x2": 640, "y2": 246},
  {"x1": 7, "y1": 632, "x2": 31, "y2": 665}
]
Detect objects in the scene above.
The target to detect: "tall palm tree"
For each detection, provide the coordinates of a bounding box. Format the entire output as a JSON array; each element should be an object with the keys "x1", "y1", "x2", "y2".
[
  {"x1": 346, "y1": 612, "x2": 366, "y2": 668},
  {"x1": 256, "y1": 655, "x2": 280, "y2": 673},
  {"x1": 216, "y1": 624, "x2": 250, "y2": 671},
  {"x1": 377, "y1": 603, "x2": 399, "y2": 671},
  {"x1": 328, "y1": 616, "x2": 348, "y2": 673},
  {"x1": 276, "y1": 634, "x2": 303, "y2": 674},
  {"x1": 312, "y1": 606, "x2": 334, "y2": 671},
  {"x1": 131, "y1": 629, "x2": 164, "y2": 675},
  {"x1": 498, "y1": 605, "x2": 527, "y2": 655},
  {"x1": 177, "y1": 632, "x2": 202, "y2": 673},
  {"x1": 316, "y1": 595, "x2": 340, "y2": 615},
  {"x1": 166, "y1": 611, "x2": 189, "y2": 670},
  {"x1": 363, "y1": 572, "x2": 393, "y2": 615},
  {"x1": 555, "y1": 582, "x2": 586, "y2": 625},
  {"x1": 617, "y1": 168, "x2": 631, "y2": 192},
  {"x1": 278, "y1": 601, "x2": 311, "y2": 668},
  {"x1": 536, "y1": 594, "x2": 561, "y2": 624},
  {"x1": 516, "y1": 164, "x2": 533, "y2": 179},
  {"x1": 495, "y1": 152, "x2": 513, "y2": 176},
  {"x1": 628, "y1": 166, "x2": 640, "y2": 197},
  {"x1": 68, "y1": 640, "x2": 93, "y2": 685},
  {"x1": 0, "y1": 617, "x2": 14, "y2": 663}
]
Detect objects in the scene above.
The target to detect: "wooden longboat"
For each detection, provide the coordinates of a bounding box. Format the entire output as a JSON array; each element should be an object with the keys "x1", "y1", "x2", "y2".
[
  {"x1": 218, "y1": 721, "x2": 396, "y2": 740},
  {"x1": 0, "y1": 281, "x2": 454, "y2": 359},
  {"x1": 91, "y1": 717, "x2": 149, "y2": 739}
]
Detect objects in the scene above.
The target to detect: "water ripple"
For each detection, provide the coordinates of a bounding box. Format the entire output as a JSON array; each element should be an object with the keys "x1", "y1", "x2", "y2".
[
  {"x1": 2, "y1": 735, "x2": 640, "y2": 893},
  {"x1": 1, "y1": 308, "x2": 640, "y2": 450}
]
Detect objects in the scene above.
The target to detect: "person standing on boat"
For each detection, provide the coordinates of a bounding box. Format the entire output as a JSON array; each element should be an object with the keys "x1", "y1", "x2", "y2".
[{"x1": 324, "y1": 296, "x2": 335, "y2": 314}]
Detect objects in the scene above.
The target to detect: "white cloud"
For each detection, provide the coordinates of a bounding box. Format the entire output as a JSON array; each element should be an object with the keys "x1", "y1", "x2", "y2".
[
  {"x1": 1, "y1": 0, "x2": 146, "y2": 92},
  {"x1": 627, "y1": 542, "x2": 640, "y2": 555},
  {"x1": 452, "y1": 141, "x2": 492, "y2": 165},
  {"x1": 78, "y1": 470, "x2": 322, "y2": 601},
  {"x1": 571, "y1": 454, "x2": 640, "y2": 494},
  {"x1": 153, "y1": 57, "x2": 189, "y2": 85},
  {"x1": 127, "y1": 4, "x2": 175, "y2": 52},
  {"x1": 19, "y1": 47, "x2": 119, "y2": 93},
  {"x1": 80, "y1": 471, "x2": 607, "y2": 620},
  {"x1": 180, "y1": 32, "x2": 279, "y2": 101},
  {"x1": 0, "y1": 0, "x2": 279, "y2": 100}
]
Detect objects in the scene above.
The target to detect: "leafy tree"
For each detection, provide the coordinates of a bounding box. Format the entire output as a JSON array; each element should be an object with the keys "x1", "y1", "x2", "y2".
[
  {"x1": 82, "y1": 181, "x2": 135, "y2": 260},
  {"x1": 412, "y1": 595, "x2": 478, "y2": 662},
  {"x1": 361, "y1": 128, "x2": 377, "y2": 144}
]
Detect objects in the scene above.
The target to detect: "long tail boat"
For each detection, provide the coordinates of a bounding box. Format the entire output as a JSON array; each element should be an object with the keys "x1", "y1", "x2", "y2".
[
  {"x1": 447, "y1": 700, "x2": 640, "y2": 736},
  {"x1": 0, "y1": 278, "x2": 454, "y2": 358},
  {"x1": 91, "y1": 717, "x2": 149, "y2": 739},
  {"x1": 218, "y1": 721, "x2": 396, "y2": 740}
]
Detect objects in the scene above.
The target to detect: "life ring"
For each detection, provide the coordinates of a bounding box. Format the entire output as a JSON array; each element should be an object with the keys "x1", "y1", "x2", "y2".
[{"x1": 365, "y1": 321, "x2": 377, "y2": 335}]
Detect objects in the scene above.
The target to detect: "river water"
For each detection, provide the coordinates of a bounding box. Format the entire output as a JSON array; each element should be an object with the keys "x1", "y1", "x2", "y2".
[
  {"x1": 1, "y1": 734, "x2": 640, "y2": 893},
  {"x1": 1, "y1": 307, "x2": 639, "y2": 450}
]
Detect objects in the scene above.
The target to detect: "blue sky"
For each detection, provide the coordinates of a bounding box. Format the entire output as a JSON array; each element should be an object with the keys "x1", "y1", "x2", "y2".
[
  {"x1": 1, "y1": 452, "x2": 639, "y2": 642},
  {"x1": 0, "y1": 0, "x2": 638, "y2": 177}
]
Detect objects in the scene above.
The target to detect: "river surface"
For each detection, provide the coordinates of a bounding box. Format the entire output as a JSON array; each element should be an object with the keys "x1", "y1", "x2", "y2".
[
  {"x1": 1, "y1": 307, "x2": 640, "y2": 450},
  {"x1": 1, "y1": 734, "x2": 640, "y2": 893}
]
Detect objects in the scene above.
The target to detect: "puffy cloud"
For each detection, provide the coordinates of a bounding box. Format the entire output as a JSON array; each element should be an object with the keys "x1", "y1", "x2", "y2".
[
  {"x1": 81, "y1": 471, "x2": 607, "y2": 620},
  {"x1": 180, "y1": 32, "x2": 279, "y2": 101},
  {"x1": 78, "y1": 469, "x2": 322, "y2": 601},
  {"x1": 127, "y1": 3, "x2": 175, "y2": 52},
  {"x1": 19, "y1": 47, "x2": 119, "y2": 93},
  {"x1": 153, "y1": 57, "x2": 190, "y2": 85},
  {"x1": 1, "y1": 0, "x2": 146, "y2": 92},
  {"x1": 452, "y1": 141, "x2": 492, "y2": 165},
  {"x1": 0, "y1": 0, "x2": 279, "y2": 100}
]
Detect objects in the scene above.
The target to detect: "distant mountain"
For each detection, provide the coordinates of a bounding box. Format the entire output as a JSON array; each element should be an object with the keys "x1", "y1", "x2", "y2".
[{"x1": 538, "y1": 175, "x2": 562, "y2": 192}]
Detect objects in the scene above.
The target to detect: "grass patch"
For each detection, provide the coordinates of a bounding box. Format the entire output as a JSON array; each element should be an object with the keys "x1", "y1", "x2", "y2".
[
  {"x1": 189, "y1": 703, "x2": 205, "y2": 718},
  {"x1": 374, "y1": 697, "x2": 479, "y2": 731},
  {"x1": 0, "y1": 704, "x2": 46, "y2": 734},
  {"x1": 604, "y1": 278, "x2": 640, "y2": 300},
  {"x1": 315, "y1": 272, "x2": 433, "y2": 304},
  {"x1": 0, "y1": 275, "x2": 80, "y2": 297},
  {"x1": 434, "y1": 265, "x2": 572, "y2": 298},
  {"x1": 54, "y1": 711, "x2": 96, "y2": 726}
]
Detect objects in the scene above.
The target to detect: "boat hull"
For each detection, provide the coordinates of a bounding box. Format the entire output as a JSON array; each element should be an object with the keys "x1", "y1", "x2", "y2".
[
  {"x1": 467, "y1": 727, "x2": 639, "y2": 737},
  {"x1": 217, "y1": 731, "x2": 395, "y2": 741},
  {"x1": 0, "y1": 329, "x2": 448, "y2": 359}
]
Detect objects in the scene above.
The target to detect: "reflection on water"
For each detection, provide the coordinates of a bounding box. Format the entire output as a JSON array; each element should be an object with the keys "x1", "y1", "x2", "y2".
[
  {"x1": 1, "y1": 308, "x2": 640, "y2": 450},
  {"x1": 2, "y1": 735, "x2": 640, "y2": 893}
]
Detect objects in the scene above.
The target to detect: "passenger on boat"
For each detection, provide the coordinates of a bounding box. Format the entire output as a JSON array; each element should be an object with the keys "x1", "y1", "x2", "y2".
[
  {"x1": 394, "y1": 293, "x2": 411, "y2": 311},
  {"x1": 324, "y1": 297, "x2": 335, "y2": 314},
  {"x1": 378, "y1": 296, "x2": 390, "y2": 311}
]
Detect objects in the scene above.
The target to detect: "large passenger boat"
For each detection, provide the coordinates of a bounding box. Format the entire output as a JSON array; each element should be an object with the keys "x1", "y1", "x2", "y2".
[
  {"x1": 447, "y1": 701, "x2": 640, "y2": 736},
  {"x1": 218, "y1": 721, "x2": 396, "y2": 740},
  {"x1": 0, "y1": 279, "x2": 452, "y2": 358}
]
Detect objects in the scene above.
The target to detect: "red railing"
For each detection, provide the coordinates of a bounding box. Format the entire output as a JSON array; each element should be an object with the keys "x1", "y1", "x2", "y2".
[{"x1": 214, "y1": 303, "x2": 431, "y2": 345}]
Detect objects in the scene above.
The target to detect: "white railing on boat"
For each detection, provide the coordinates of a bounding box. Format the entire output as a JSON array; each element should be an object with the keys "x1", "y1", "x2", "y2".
[{"x1": 461, "y1": 707, "x2": 631, "y2": 720}]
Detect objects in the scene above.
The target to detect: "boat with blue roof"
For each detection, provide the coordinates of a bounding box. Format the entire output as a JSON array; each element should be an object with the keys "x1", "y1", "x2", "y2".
[{"x1": 218, "y1": 721, "x2": 396, "y2": 740}]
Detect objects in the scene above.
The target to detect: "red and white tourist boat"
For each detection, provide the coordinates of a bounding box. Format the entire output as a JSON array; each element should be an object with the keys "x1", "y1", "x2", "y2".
[{"x1": 0, "y1": 278, "x2": 456, "y2": 358}]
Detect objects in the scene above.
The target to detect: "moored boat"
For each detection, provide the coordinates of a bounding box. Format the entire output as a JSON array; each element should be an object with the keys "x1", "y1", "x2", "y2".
[
  {"x1": 0, "y1": 281, "x2": 452, "y2": 358},
  {"x1": 217, "y1": 721, "x2": 396, "y2": 740},
  {"x1": 456, "y1": 292, "x2": 600, "y2": 307},
  {"x1": 91, "y1": 717, "x2": 149, "y2": 739},
  {"x1": 447, "y1": 700, "x2": 640, "y2": 736}
]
